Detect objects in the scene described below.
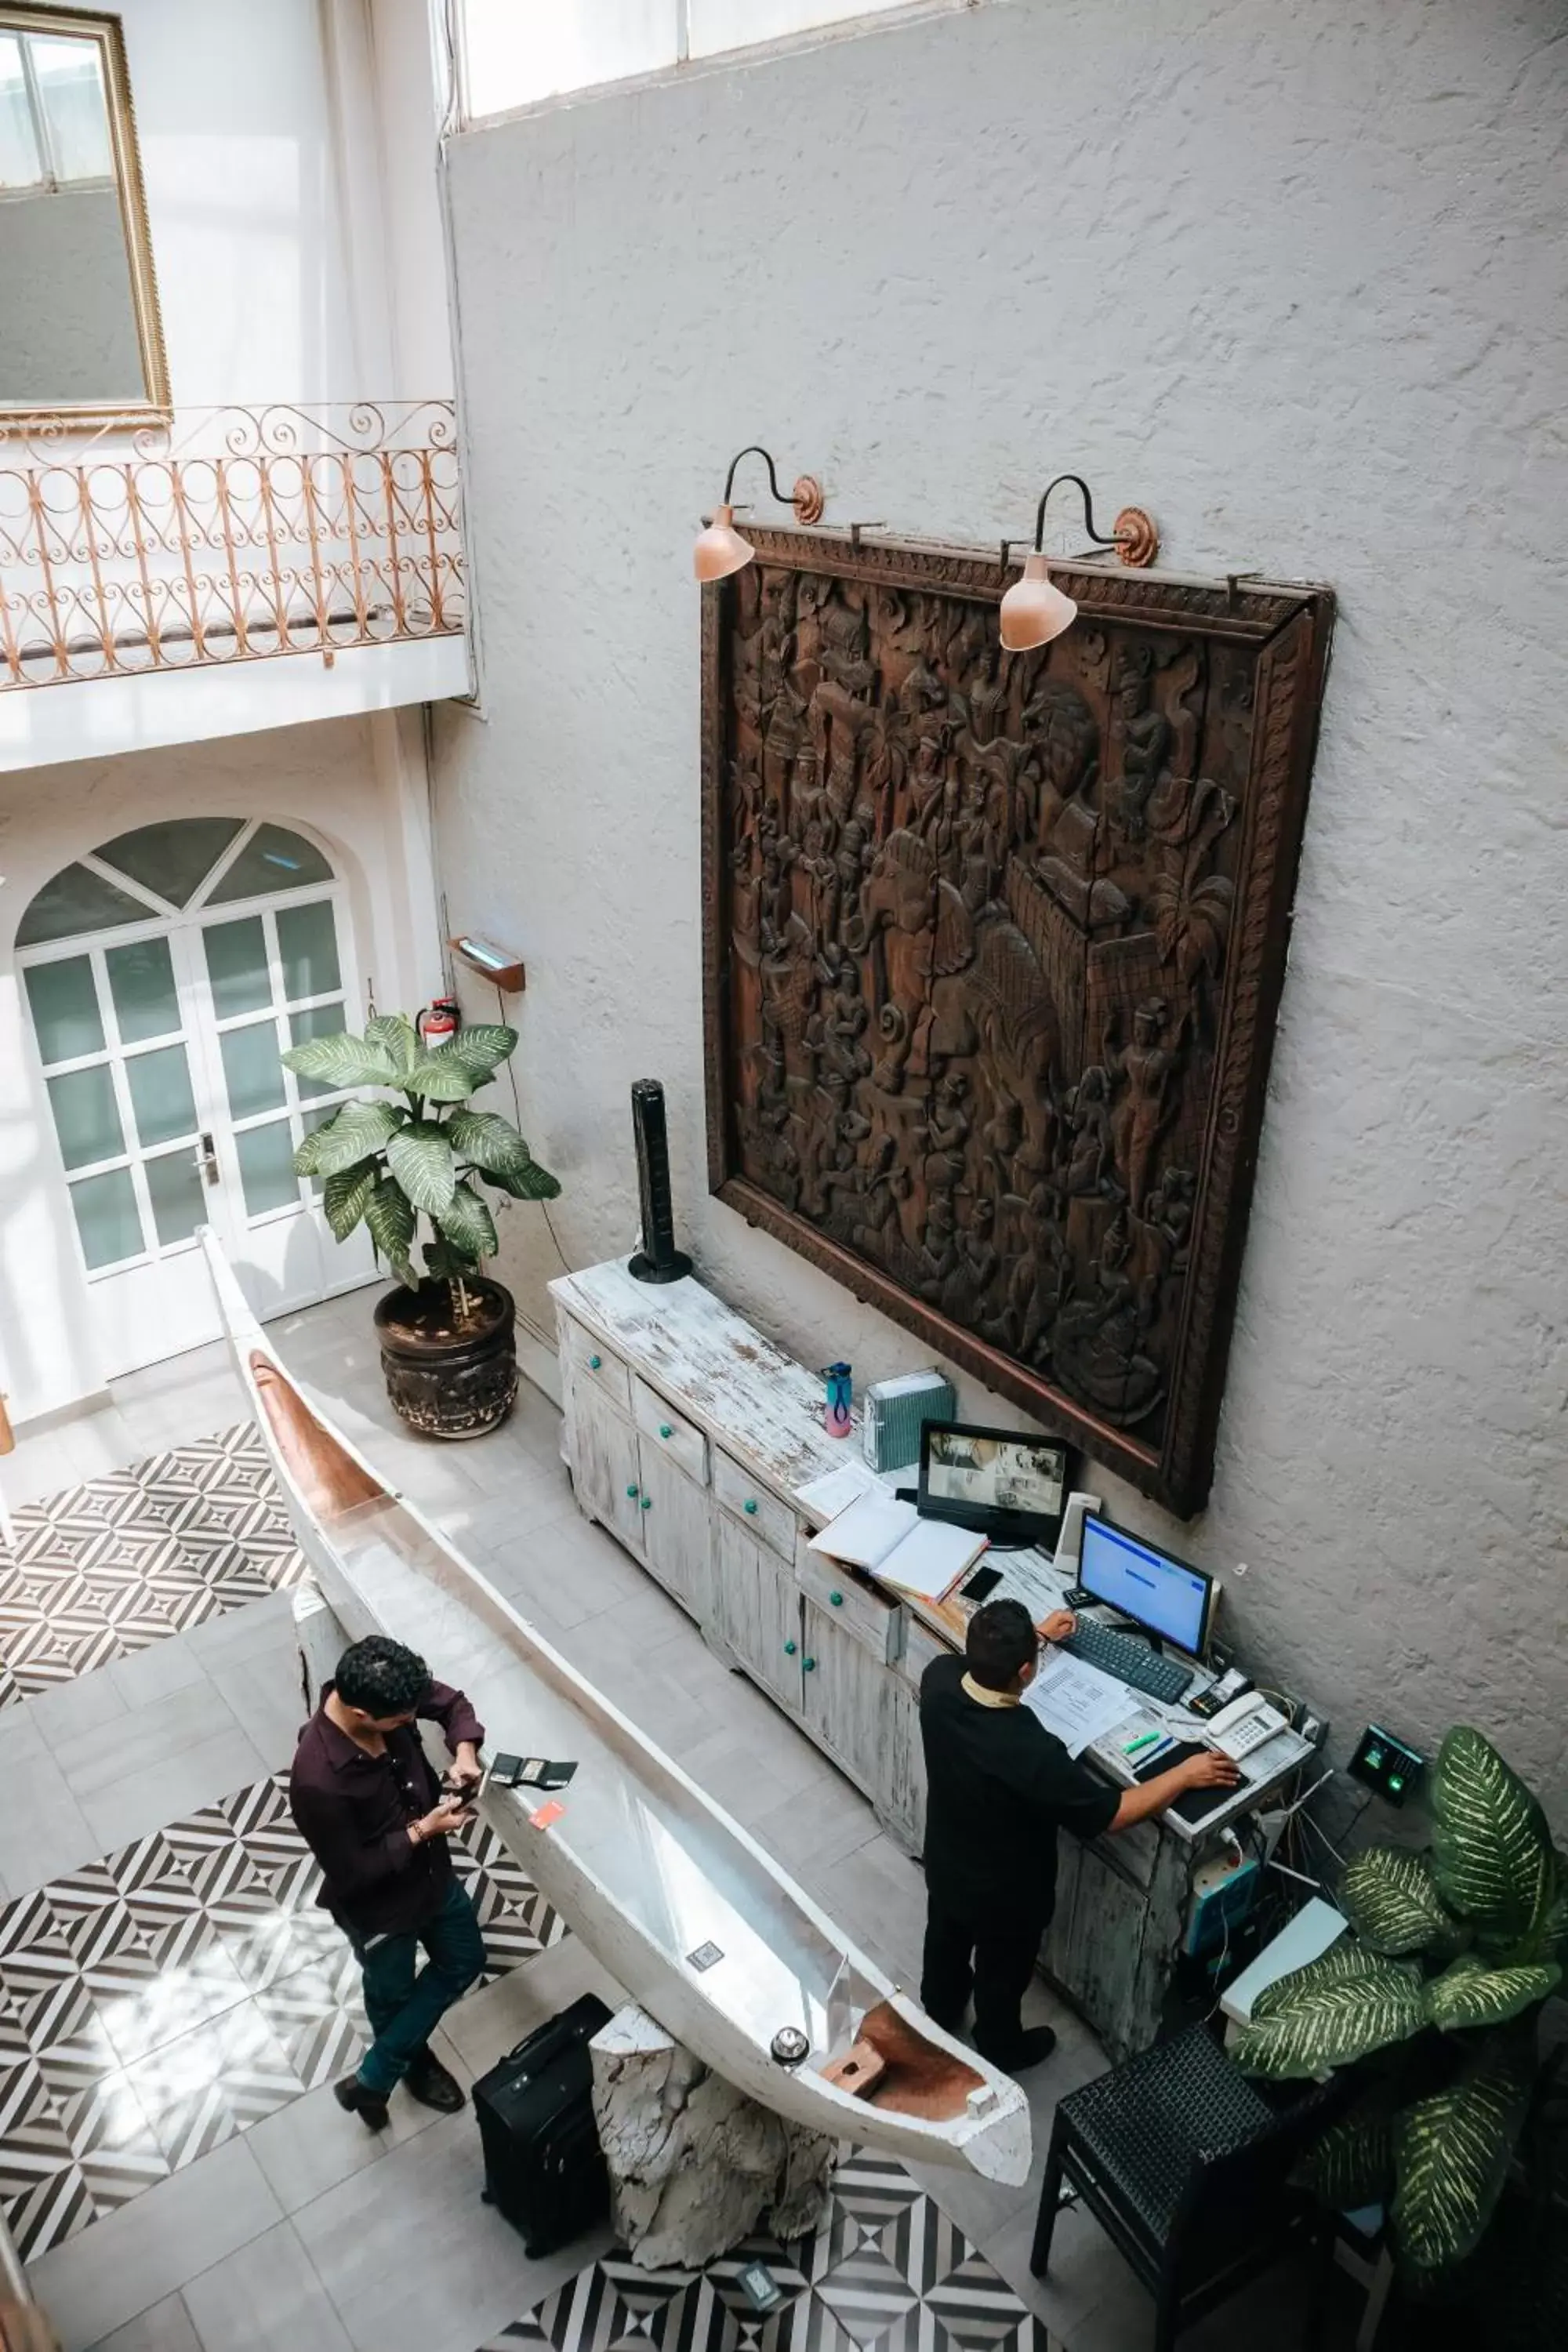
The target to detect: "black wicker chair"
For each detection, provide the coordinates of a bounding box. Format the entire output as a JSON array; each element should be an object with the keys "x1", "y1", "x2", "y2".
[{"x1": 1029, "y1": 2024, "x2": 1345, "y2": 2352}]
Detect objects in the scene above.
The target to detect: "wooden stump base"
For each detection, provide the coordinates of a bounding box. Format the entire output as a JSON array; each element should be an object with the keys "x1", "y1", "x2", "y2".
[{"x1": 589, "y1": 2005, "x2": 837, "y2": 2270}]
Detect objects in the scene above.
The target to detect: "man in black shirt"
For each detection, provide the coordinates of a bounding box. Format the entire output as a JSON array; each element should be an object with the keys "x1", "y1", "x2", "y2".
[{"x1": 920, "y1": 1598, "x2": 1239, "y2": 2071}]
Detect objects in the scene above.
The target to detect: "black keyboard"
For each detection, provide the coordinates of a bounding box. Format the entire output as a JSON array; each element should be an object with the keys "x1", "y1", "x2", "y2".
[{"x1": 1063, "y1": 1621, "x2": 1193, "y2": 1704}]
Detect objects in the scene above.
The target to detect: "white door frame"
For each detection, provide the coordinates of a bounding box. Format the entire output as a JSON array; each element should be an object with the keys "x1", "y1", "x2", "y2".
[{"x1": 17, "y1": 818, "x2": 380, "y2": 1378}]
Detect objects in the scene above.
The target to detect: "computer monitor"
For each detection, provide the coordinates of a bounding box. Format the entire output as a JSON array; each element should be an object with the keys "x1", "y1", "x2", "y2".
[
  {"x1": 918, "y1": 1420, "x2": 1069, "y2": 1548},
  {"x1": 1077, "y1": 1512, "x2": 1217, "y2": 1660}
]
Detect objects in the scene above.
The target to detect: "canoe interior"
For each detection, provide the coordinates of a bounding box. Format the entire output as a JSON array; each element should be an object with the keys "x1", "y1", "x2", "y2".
[{"x1": 251, "y1": 1348, "x2": 983, "y2": 2121}]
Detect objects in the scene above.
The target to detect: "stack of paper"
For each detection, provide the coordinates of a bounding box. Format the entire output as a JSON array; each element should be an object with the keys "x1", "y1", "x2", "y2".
[{"x1": 1022, "y1": 1650, "x2": 1134, "y2": 1757}]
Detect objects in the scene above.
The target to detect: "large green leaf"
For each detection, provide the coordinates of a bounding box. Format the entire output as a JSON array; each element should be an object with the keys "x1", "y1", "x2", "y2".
[
  {"x1": 322, "y1": 1160, "x2": 376, "y2": 1242},
  {"x1": 1294, "y1": 2112, "x2": 1396, "y2": 2209},
  {"x1": 364, "y1": 1176, "x2": 415, "y2": 1279},
  {"x1": 489, "y1": 1156, "x2": 562, "y2": 1200},
  {"x1": 386, "y1": 1120, "x2": 456, "y2": 1214},
  {"x1": 1424, "y1": 1954, "x2": 1560, "y2": 2034},
  {"x1": 1341, "y1": 1847, "x2": 1468, "y2": 1958},
  {"x1": 365, "y1": 1012, "x2": 418, "y2": 1075},
  {"x1": 1251, "y1": 1934, "x2": 1399, "y2": 2020},
  {"x1": 1430, "y1": 1727, "x2": 1556, "y2": 1958},
  {"x1": 1233, "y1": 1953, "x2": 1426, "y2": 2078},
  {"x1": 1392, "y1": 2042, "x2": 1534, "y2": 2270},
  {"x1": 281, "y1": 1029, "x2": 398, "y2": 1090},
  {"x1": 447, "y1": 1109, "x2": 535, "y2": 1176},
  {"x1": 293, "y1": 1100, "x2": 401, "y2": 1178},
  {"x1": 404, "y1": 1049, "x2": 482, "y2": 1102},
  {"x1": 445, "y1": 1022, "x2": 517, "y2": 1080},
  {"x1": 435, "y1": 1181, "x2": 499, "y2": 1261}
]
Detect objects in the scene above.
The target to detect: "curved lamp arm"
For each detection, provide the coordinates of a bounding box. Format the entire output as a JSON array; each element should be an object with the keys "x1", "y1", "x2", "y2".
[
  {"x1": 1014, "y1": 474, "x2": 1160, "y2": 568},
  {"x1": 720, "y1": 445, "x2": 825, "y2": 524}
]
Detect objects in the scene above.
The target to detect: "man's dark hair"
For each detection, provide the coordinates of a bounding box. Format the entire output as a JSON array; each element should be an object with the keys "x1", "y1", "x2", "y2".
[
  {"x1": 965, "y1": 1598, "x2": 1036, "y2": 1691},
  {"x1": 335, "y1": 1636, "x2": 430, "y2": 1717}
]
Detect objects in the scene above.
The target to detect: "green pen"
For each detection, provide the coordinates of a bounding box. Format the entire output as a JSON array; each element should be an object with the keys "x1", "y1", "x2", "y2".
[{"x1": 1123, "y1": 1731, "x2": 1160, "y2": 1758}]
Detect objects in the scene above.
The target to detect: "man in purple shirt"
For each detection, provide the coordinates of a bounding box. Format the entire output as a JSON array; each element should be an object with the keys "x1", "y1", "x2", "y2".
[{"x1": 290, "y1": 1635, "x2": 488, "y2": 2129}]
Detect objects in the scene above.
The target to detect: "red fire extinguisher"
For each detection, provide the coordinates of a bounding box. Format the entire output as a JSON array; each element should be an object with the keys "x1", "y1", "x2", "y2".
[{"x1": 419, "y1": 996, "x2": 461, "y2": 1048}]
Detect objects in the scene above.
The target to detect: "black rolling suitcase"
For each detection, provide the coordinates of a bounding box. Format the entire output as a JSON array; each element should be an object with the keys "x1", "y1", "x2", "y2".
[{"x1": 474, "y1": 1992, "x2": 613, "y2": 2257}]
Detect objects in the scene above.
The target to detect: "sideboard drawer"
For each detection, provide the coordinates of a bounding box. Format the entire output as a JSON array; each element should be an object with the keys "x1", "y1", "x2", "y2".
[
  {"x1": 713, "y1": 1450, "x2": 796, "y2": 1562},
  {"x1": 795, "y1": 1544, "x2": 903, "y2": 1666},
  {"x1": 564, "y1": 1318, "x2": 631, "y2": 1415},
  {"x1": 632, "y1": 1377, "x2": 709, "y2": 1487}
]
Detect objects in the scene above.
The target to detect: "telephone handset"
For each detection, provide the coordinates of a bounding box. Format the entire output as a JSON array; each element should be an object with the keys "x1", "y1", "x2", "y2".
[{"x1": 1205, "y1": 1690, "x2": 1290, "y2": 1762}]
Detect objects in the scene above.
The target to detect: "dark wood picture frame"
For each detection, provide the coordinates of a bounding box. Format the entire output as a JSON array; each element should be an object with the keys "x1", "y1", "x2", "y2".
[{"x1": 701, "y1": 528, "x2": 1334, "y2": 1516}]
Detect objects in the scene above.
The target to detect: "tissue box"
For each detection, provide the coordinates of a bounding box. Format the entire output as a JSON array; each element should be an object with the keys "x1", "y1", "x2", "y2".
[{"x1": 861, "y1": 1370, "x2": 956, "y2": 1473}]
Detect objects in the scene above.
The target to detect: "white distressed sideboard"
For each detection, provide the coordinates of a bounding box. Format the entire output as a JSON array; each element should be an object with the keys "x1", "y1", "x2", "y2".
[{"x1": 550, "y1": 1258, "x2": 1306, "y2": 2063}]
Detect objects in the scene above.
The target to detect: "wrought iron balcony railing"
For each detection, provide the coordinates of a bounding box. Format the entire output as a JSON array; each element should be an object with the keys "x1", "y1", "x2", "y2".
[{"x1": 0, "y1": 400, "x2": 465, "y2": 690}]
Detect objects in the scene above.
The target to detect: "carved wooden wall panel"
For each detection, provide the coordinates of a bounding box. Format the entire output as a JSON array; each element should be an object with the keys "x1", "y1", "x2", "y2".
[{"x1": 701, "y1": 530, "x2": 1334, "y2": 1515}]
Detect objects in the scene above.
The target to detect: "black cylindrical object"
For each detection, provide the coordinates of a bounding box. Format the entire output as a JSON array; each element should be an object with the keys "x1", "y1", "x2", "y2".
[{"x1": 629, "y1": 1080, "x2": 692, "y2": 1283}]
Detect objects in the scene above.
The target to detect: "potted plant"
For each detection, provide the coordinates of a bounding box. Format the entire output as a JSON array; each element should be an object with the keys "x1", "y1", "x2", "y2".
[
  {"x1": 283, "y1": 1013, "x2": 560, "y2": 1439},
  {"x1": 1232, "y1": 1726, "x2": 1566, "y2": 2341}
]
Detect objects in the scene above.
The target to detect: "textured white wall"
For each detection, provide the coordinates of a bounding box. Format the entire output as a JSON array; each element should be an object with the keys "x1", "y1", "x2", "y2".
[{"x1": 432, "y1": 0, "x2": 1568, "y2": 1802}]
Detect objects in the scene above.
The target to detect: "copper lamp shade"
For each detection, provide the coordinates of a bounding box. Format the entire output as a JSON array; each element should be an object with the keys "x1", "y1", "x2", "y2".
[
  {"x1": 695, "y1": 446, "x2": 824, "y2": 580},
  {"x1": 693, "y1": 503, "x2": 755, "y2": 582},
  {"x1": 999, "y1": 552, "x2": 1078, "y2": 652},
  {"x1": 999, "y1": 474, "x2": 1159, "y2": 652}
]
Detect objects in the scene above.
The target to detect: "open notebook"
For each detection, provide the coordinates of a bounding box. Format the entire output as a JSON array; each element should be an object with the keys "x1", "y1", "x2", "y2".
[{"x1": 808, "y1": 1490, "x2": 988, "y2": 1602}]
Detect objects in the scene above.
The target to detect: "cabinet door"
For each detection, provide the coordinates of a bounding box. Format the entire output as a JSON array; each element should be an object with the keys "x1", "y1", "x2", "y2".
[
  {"x1": 714, "y1": 1511, "x2": 802, "y2": 1711},
  {"x1": 880, "y1": 1671, "x2": 927, "y2": 1856},
  {"x1": 801, "y1": 1599, "x2": 891, "y2": 1798},
  {"x1": 572, "y1": 1382, "x2": 645, "y2": 1557},
  {"x1": 636, "y1": 1439, "x2": 712, "y2": 1621},
  {"x1": 1042, "y1": 1837, "x2": 1149, "y2": 2064}
]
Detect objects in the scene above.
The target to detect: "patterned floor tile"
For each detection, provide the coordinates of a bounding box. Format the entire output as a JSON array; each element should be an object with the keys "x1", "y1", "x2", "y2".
[
  {"x1": 0, "y1": 2059, "x2": 93, "y2": 2259},
  {"x1": 123, "y1": 1999, "x2": 306, "y2": 2169},
  {"x1": 252, "y1": 1957, "x2": 371, "y2": 2091},
  {"x1": 94, "y1": 1941, "x2": 251, "y2": 2068},
  {"x1": 0, "y1": 1425, "x2": 303, "y2": 1703},
  {"x1": 475, "y1": 2166, "x2": 1068, "y2": 2352}
]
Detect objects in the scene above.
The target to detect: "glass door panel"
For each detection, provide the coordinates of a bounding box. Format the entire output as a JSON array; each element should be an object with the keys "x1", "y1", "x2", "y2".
[
  {"x1": 124, "y1": 1043, "x2": 198, "y2": 1149},
  {"x1": 24, "y1": 956, "x2": 103, "y2": 1062},
  {"x1": 219, "y1": 1021, "x2": 286, "y2": 1120},
  {"x1": 287, "y1": 1000, "x2": 346, "y2": 1098},
  {"x1": 203, "y1": 916, "x2": 272, "y2": 1017},
  {"x1": 234, "y1": 1120, "x2": 303, "y2": 1218},
  {"x1": 144, "y1": 1148, "x2": 208, "y2": 1248},
  {"x1": 47, "y1": 1064, "x2": 124, "y2": 1169},
  {"x1": 69, "y1": 1167, "x2": 143, "y2": 1270},
  {"x1": 105, "y1": 936, "x2": 182, "y2": 1042},
  {"x1": 276, "y1": 900, "x2": 341, "y2": 1000}
]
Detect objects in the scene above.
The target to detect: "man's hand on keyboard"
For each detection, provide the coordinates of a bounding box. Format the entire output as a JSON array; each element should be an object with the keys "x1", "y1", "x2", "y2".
[{"x1": 1036, "y1": 1610, "x2": 1077, "y2": 1646}]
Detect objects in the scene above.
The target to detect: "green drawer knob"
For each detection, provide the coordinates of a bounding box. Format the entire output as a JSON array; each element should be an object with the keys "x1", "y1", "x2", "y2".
[
  {"x1": 626, "y1": 1483, "x2": 639, "y2": 1498},
  {"x1": 829, "y1": 1591, "x2": 844, "y2": 1606},
  {"x1": 803, "y1": 1656, "x2": 816, "y2": 1672},
  {"x1": 640, "y1": 1496, "x2": 652, "y2": 1511},
  {"x1": 743, "y1": 1498, "x2": 758, "y2": 1515},
  {"x1": 659, "y1": 1423, "x2": 673, "y2": 1439},
  {"x1": 784, "y1": 1639, "x2": 797, "y2": 1656},
  {"x1": 589, "y1": 1354, "x2": 601, "y2": 1370}
]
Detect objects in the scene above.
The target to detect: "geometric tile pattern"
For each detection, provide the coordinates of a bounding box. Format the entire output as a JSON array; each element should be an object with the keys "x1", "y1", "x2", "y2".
[
  {"x1": 476, "y1": 2153, "x2": 1065, "y2": 2352},
  {"x1": 0, "y1": 1771, "x2": 564, "y2": 2259},
  {"x1": 0, "y1": 1426, "x2": 305, "y2": 1708}
]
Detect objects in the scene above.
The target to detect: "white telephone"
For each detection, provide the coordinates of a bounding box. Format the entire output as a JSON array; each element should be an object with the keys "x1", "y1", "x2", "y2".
[{"x1": 1205, "y1": 1690, "x2": 1290, "y2": 1762}]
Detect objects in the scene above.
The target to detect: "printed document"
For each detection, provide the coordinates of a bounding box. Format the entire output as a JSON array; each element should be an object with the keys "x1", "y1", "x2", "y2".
[{"x1": 1023, "y1": 1650, "x2": 1133, "y2": 1757}]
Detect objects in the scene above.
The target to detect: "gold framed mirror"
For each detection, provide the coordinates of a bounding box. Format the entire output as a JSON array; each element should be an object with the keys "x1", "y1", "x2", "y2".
[{"x1": 0, "y1": 5, "x2": 169, "y2": 430}]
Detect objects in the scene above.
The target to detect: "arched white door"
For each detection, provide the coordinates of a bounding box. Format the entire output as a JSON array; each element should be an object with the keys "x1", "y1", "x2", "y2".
[{"x1": 17, "y1": 817, "x2": 378, "y2": 1378}]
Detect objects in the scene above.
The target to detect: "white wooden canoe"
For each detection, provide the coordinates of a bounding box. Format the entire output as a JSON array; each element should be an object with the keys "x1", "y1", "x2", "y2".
[{"x1": 201, "y1": 1235, "x2": 1030, "y2": 2186}]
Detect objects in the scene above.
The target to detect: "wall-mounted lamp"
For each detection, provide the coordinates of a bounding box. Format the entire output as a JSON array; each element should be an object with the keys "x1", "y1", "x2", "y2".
[
  {"x1": 693, "y1": 445, "x2": 826, "y2": 581},
  {"x1": 998, "y1": 476, "x2": 1159, "y2": 652}
]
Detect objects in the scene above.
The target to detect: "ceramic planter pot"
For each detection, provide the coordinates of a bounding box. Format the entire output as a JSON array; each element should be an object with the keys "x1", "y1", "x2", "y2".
[{"x1": 372, "y1": 1277, "x2": 517, "y2": 1439}]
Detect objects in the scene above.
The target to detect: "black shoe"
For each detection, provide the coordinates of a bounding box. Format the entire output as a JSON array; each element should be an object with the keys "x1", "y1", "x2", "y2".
[
  {"x1": 404, "y1": 2049, "x2": 466, "y2": 2113},
  {"x1": 975, "y1": 2025, "x2": 1057, "y2": 2075},
  {"x1": 334, "y1": 2073, "x2": 390, "y2": 2130}
]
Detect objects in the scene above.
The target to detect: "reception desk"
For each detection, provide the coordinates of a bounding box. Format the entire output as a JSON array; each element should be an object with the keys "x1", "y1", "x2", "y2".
[{"x1": 550, "y1": 1259, "x2": 1313, "y2": 2064}]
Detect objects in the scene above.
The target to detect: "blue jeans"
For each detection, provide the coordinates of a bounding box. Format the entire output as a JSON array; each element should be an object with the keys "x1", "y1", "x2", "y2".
[{"x1": 349, "y1": 1881, "x2": 487, "y2": 2096}]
